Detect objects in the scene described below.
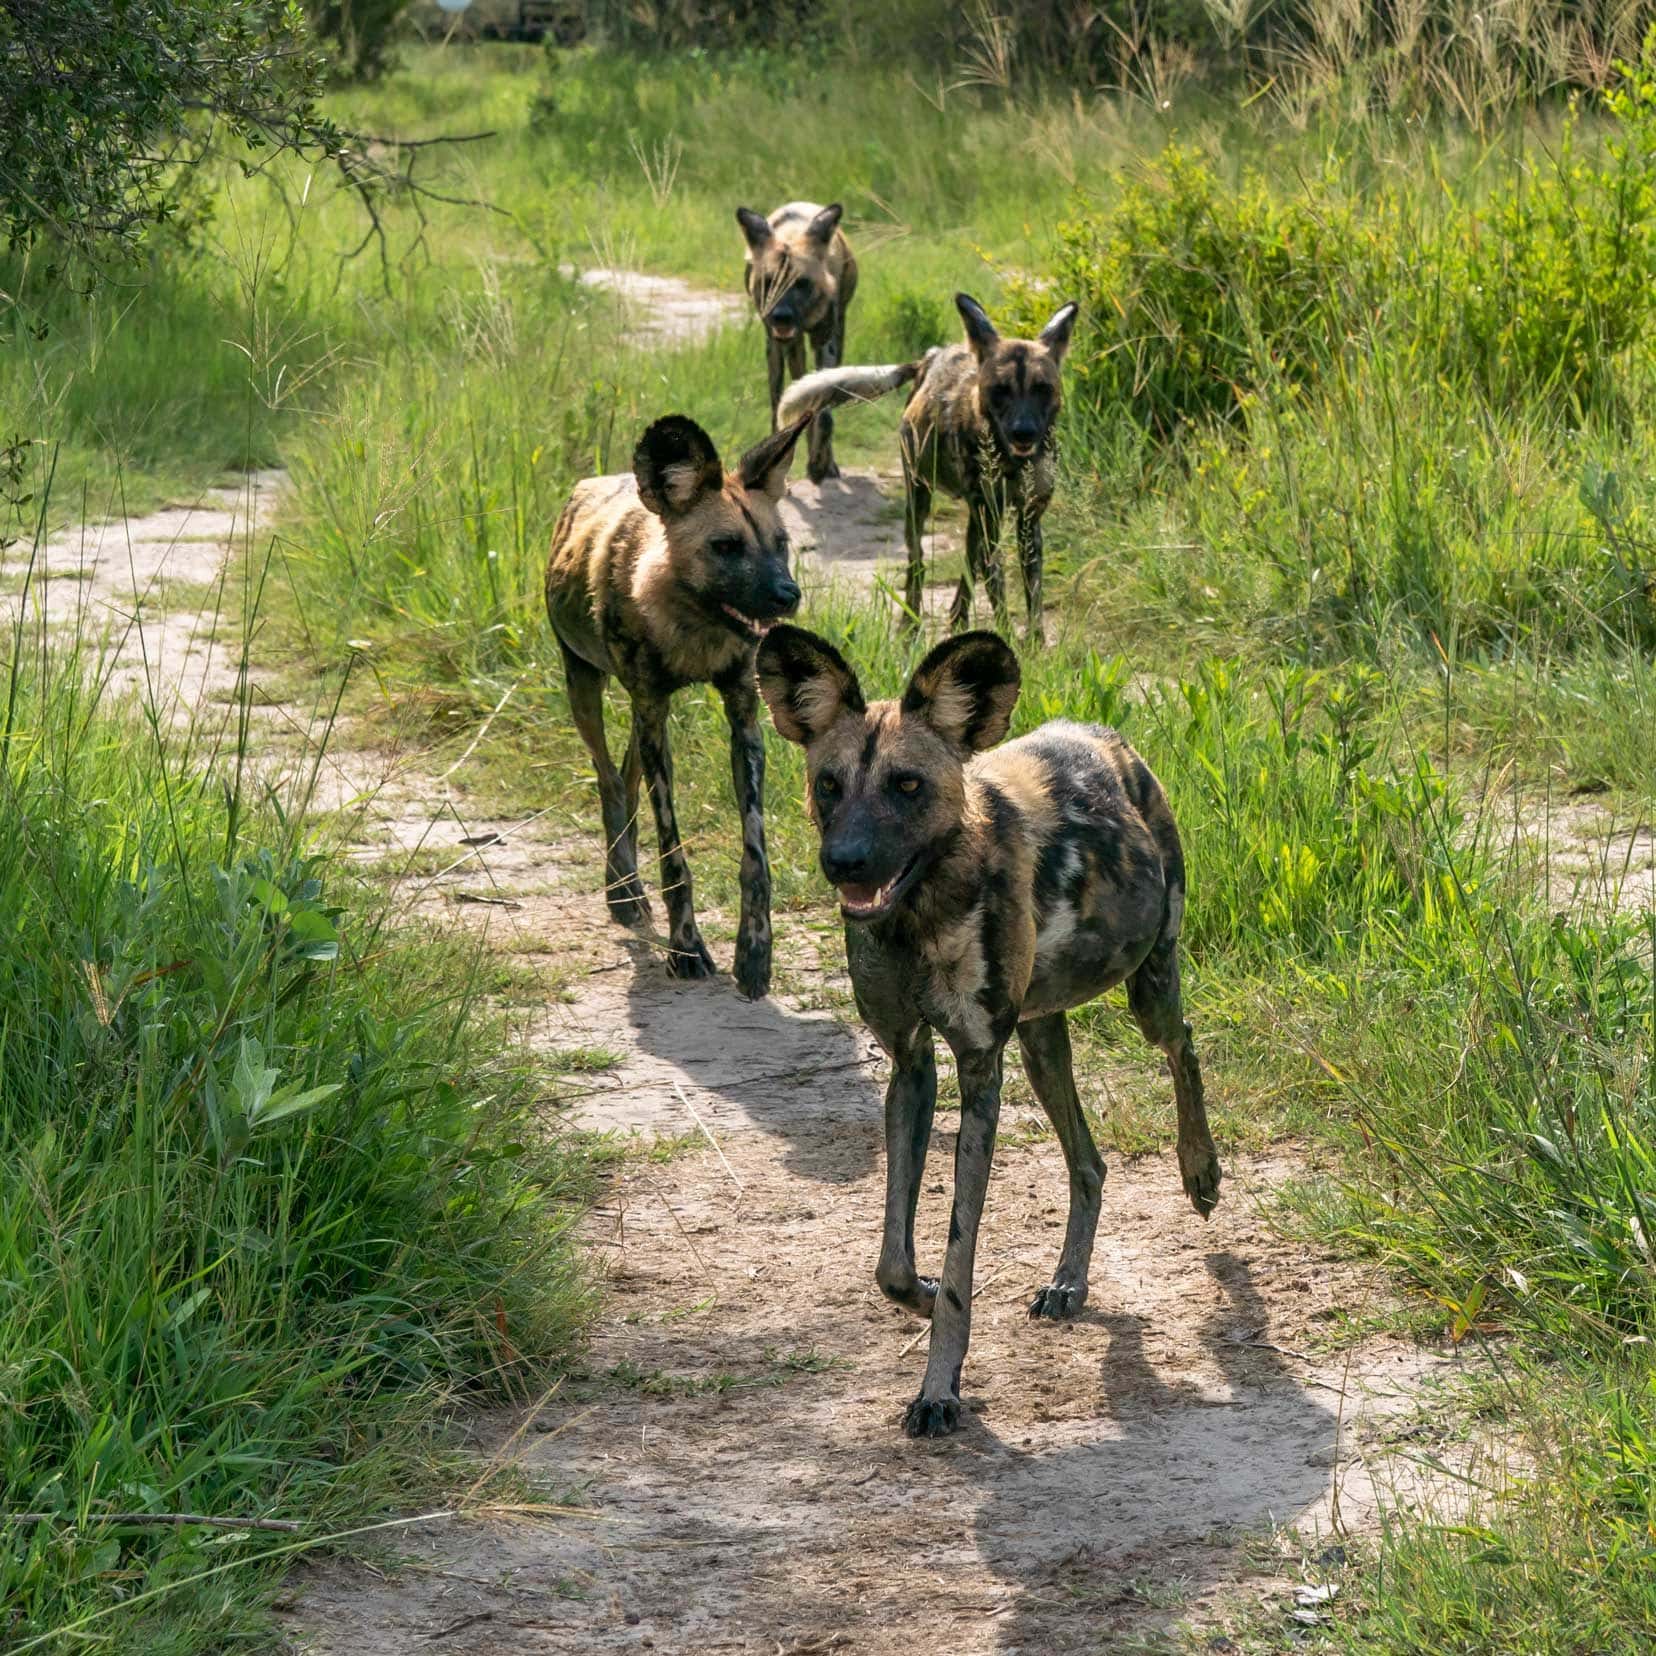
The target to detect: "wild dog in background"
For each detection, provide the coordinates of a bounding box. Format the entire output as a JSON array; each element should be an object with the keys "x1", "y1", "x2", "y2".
[
  {"x1": 756, "y1": 624, "x2": 1220, "y2": 1437},
  {"x1": 736, "y1": 201, "x2": 857, "y2": 482},
  {"x1": 779, "y1": 292, "x2": 1078, "y2": 639},
  {"x1": 545, "y1": 413, "x2": 809, "y2": 999}
]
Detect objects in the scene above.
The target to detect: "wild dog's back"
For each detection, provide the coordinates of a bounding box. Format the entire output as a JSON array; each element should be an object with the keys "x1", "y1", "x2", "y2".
[{"x1": 974, "y1": 721, "x2": 1178, "y2": 1018}]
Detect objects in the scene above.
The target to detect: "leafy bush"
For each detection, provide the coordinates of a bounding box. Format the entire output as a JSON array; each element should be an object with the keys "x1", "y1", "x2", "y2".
[{"x1": 1016, "y1": 35, "x2": 1656, "y2": 434}]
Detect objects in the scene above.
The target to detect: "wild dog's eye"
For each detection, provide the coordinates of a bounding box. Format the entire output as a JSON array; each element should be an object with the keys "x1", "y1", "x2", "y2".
[
  {"x1": 891, "y1": 775, "x2": 923, "y2": 797},
  {"x1": 814, "y1": 772, "x2": 840, "y2": 796},
  {"x1": 710, "y1": 535, "x2": 746, "y2": 557}
]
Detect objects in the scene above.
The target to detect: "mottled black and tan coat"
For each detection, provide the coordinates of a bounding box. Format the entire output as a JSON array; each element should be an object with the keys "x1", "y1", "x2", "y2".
[
  {"x1": 546, "y1": 414, "x2": 809, "y2": 998},
  {"x1": 736, "y1": 200, "x2": 857, "y2": 482},
  {"x1": 780, "y1": 292, "x2": 1078, "y2": 638},
  {"x1": 757, "y1": 625, "x2": 1221, "y2": 1437}
]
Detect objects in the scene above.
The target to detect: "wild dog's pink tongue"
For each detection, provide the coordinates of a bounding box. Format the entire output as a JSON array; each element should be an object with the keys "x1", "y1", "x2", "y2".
[{"x1": 838, "y1": 882, "x2": 880, "y2": 908}]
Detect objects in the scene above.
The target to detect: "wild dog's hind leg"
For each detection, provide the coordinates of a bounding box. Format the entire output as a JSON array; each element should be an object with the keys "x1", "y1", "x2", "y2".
[
  {"x1": 1017, "y1": 506, "x2": 1045, "y2": 643},
  {"x1": 906, "y1": 1044, "x2": 1003, "y2": 1438},
  {"x1": 1017, "y1": 1012, "x2": 1104, "y2": 1319},
  {"x1": 560, "y1": 641, "x2": 648, "y2": 927},
  {"x1": 955, "y1": 502, "x2": 1007, "y2": 632},
  {"x1": 719, "y1": 674, "x2": 772, "y2": 1001},
  {"x1": 633, "y1": 691, "x2": 716, "y2": 980},
  {"x1": 766, "y1": 334, "x2": 787, "y2": 433},
  {"x1": 807, "y1": 320, "x2": 841, "y2": 482},
  {"x1": 1128, "y1": 934, "x2": 1221, "y2": 1215},
  {"x1": 875, "y1": 1024, "x2": 940, "y2": 1320}
]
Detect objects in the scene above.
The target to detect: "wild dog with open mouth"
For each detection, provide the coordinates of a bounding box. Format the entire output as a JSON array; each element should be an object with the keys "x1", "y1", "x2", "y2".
[
  {"x1": 756, "y1": 625, "x2": 1220, "y2": 1436},
  {"x1": 545, "y1": 413, "x2": 810, "y2": 998},
  {"x1": 736, "y1": 201, "x2": 857, "y2": 483},
  {"x1": 778, "y1": 292, "x2": 1078, "y2": 639}
]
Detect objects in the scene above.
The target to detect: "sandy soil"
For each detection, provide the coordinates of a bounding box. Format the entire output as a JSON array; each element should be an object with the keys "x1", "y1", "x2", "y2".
[{"x1": 12, "y1": 268, "x2": 1525, "y2": 1655}]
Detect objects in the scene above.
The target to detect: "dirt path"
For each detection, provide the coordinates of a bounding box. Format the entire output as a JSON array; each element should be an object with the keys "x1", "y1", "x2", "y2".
[{"x1": 9, "y1": 273, "x2": 1540, "y2": 1655}]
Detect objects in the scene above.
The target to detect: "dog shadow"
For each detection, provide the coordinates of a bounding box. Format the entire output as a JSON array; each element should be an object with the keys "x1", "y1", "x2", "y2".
[
  {"x1": 621, "y1": 937, "x2": 882, "y2": 1184},
  {"x1": 964, "y1": 1251, "x2": 1349, "y2": 1647}
]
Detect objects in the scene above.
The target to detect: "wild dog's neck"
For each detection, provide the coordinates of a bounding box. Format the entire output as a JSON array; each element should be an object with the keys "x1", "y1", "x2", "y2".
[{"x1": 881, "y1": 785, "x2": 993, "y2": 940}]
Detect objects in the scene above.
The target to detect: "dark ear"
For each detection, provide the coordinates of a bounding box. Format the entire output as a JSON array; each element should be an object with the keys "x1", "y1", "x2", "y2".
[
  {"x1": 757, "y1": 625, "x2": 866, "y2": 745},
  {"x1": 955, "y1": 292, "x2": 999, "y2": 361},
  {"x1": 806, "y1": 202, "x2": 844, "y2": 244},
  {"x1": 738, "y1": 414, "x2": 810, "y2": 502},
  {"x1": 634, "y1": 416, "x2": 723, "y2": 518},
  {"x1": 1038, "y1": 300, "x2": 1079, "y2": 363},
  {"x1": 901, "y1": 631, "x2": 1020, "y2": 754},
  {"x1": 736, "y1": 206, "x2": 773, "y2": 251}
]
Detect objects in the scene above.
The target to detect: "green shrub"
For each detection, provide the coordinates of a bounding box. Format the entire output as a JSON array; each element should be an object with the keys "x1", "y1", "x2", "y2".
[{"x1": 0, "y1": 624, "x2": 592, "y2": 1648}]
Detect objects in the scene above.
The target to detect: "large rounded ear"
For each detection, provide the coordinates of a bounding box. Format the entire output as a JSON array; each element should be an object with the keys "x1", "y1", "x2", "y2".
[
  {"x1": 955, "y1": 292, "x2": 999, "y2": 361},
  {"x1": 633, "y1": 416, "x2": 724, "y2": 518},
  {"x1": 736, "y1": 206, "x2": 773, "y2": 251},
  {"x1": 901, "y1": 631, "x2": 1020, "y2": 754},
  {"x1": 756, "y1": 625, "x2": 866, "y2": 745},
  {"x1": 806, "y1": 202, "x2": 844, "y2": 244},
  {"x1": 737, "y1": 414, "x2": 810, "y2": 502},
  {"x1": 1038, "y1": 300, "x2": 1079, "y2": 363}
]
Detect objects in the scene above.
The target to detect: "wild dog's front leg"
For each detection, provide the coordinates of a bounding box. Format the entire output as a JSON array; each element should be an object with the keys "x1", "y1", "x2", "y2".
[
  {"x1": 766, "y1": 335, "x2": 787, "y2": 433},
  {"x1": 720, "y1": 676, "x2": 772, "y2": 1000},
  {"x1": 1017, "y1": 1012, "x2": 1104, "y2": 1319},
  {"x1": 807, "y1": 321, "x2": 841, "y2": 483},
  {"x1": 633, "y1": 693, "x2": 715, "y2": 980},
  {"x1": 1016, "y1": 505, "x2": 1045, "y2": 642},
  {"x1": 905, "y1": 1045, "x2": 1003, "y2": 1438},
  {"x1": 874, "y1": 1024, "x2": 939, "y2": 1319}
]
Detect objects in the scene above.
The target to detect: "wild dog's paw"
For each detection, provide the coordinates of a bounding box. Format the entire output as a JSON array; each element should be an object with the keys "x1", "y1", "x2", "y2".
[
  {"x1": 877, "y1": 1271, "x2": 938, "y2": 1320},
  {"x1": 666, "y1": 937, "x2": 717, "y2": 981},
  {"x1": 1179, "y1": 1139, "x2": 1223, "y2": 1218},
  {"x1": 733, "y1": 942, "x2": 772, "y2": 1001},
  {"x1": 807, "y1": 459, "x2": 841, "y2": 484},
  {"x1": 606, "y1": 877, "x2": 652, "y2": 929},
  {"x1": 903, "y1": 1391, "x2": 961, "y2": 1439},
  {"x1": 1029, "y1": 1280, "x2": 1088, "y2": 1320}
]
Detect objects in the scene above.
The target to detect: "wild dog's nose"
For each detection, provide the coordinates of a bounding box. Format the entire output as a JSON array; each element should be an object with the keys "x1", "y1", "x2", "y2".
[
  {"x1": 774, "y1": 575, "x2": 801, "y2": 614},
  {"x1": 1009, "y1": 420, "x2": 1041, "y2": 448},
  {"x1": 822, "y1": 833, "x2": 873, "y2": 886}
]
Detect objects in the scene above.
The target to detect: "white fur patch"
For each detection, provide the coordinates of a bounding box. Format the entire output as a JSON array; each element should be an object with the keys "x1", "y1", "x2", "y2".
[
  {"x1": 923, "y1": 676, "x2": 975, "y2": 747},
  {"x1": 1035, "y1": 898, "x2": 1078, "y2": 960},
  {"x1": 794, "y1": 675, "x2": 846, "y2": 736},
  {"x1": 661, "y1": 461, "x2": 703, "y2": 508}
]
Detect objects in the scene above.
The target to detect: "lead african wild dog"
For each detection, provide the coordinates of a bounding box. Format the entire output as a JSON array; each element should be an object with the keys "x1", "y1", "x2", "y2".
[
  {"x1": 736, "y1": 201, "x2": 857, "y2": 483},
  {"x1": 756, "y1": 625, "x2": 1221, "y2": 1437},
  {"x1": 545, "y1": 413, "x2": 811, "y2": 999},
  {"x1": 778, "y1": 291, "x2": 1078, "y2": 639}
]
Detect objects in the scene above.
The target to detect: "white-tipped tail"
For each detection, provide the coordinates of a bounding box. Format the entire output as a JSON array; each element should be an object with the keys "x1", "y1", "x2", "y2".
[{"x1": 778, "y1": 350, "x2": 935, "y2": 425}]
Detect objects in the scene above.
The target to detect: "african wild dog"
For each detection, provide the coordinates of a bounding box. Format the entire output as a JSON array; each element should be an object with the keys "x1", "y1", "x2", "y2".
[
  {"x1": 778, "y1": 292, "x2": 1078, "y2": 639},
  {"x1": 756, "y1": 625, "x2": 1220, "y2": 1437},
  {"x1": 736, "y1": 201, "x2": 858, "y2": 483},
  {"x1": 545, "y1": 413, "x2": 810, "y2": 999}
]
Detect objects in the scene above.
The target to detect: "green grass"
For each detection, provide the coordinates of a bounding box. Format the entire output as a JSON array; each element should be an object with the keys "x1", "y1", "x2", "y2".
[{"x1": 0, "y1": 490, "x2": 597, "y2": 1650}]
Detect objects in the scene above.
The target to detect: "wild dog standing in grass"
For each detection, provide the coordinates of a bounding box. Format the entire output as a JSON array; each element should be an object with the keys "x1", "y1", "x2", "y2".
[
  {"x1": 779, "y1": 291, "x2": 1078, "y2": 639},
  {"x1": 736, "y1": 201, "x2": 857, "y2": 483},
  {"x1": 545, "y1": 413, "x2": 810, "y2": 998},
  {"x1": 756, "y1": 625, "x2": 1220, "y2": 1437}
]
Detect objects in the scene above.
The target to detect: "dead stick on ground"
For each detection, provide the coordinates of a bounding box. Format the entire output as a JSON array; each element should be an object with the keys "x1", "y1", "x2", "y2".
[
  {"x1": 897, "y1": 1264, "x2": 1013, "y2": 1360},
  {"x1": 673, "y1": 1081, "x2": 744, "y2": 1197},
  {"x1": 3, "y1": 1513, "x2": 299, "y2": 1533}
]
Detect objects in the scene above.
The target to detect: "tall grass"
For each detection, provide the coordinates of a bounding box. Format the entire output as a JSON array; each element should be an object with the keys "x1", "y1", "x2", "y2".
[{"x1": 0, "y1": 463, "x2": 594, "y2": 1651}]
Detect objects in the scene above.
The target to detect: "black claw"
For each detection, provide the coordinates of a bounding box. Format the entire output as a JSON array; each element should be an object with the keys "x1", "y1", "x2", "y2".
[
  {"x1": 1028, "y1": 1282, "x2": 1085, "y2": 1321},
  {"x1": 903, "y1": 1393, "x2": 961, "y2": 1438}
]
